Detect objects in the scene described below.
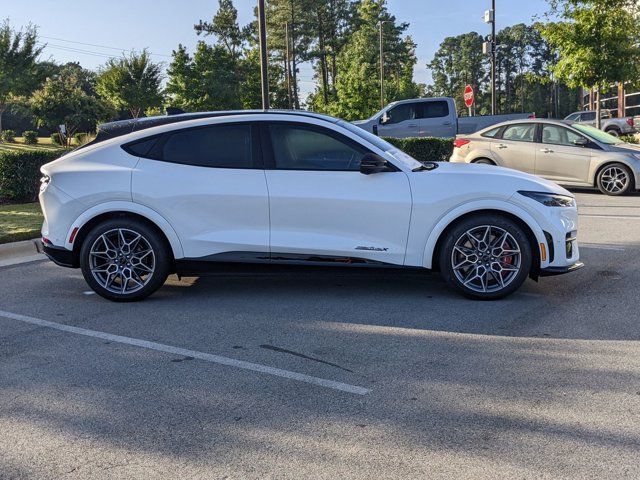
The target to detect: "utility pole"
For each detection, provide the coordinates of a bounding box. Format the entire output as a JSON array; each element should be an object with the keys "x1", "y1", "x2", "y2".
[
  {"x1": 285, "y1": 22, "x2": 293, "y2": 109},
  {"x1": 379, "y1": 20, "x2": 387, "y2": 109},
  {"x1": 483, "y1": 2, "x2": 497, "y2": 115},
  {"x1": 258, "y1": 0, "x2": 270, "y2": 110}
]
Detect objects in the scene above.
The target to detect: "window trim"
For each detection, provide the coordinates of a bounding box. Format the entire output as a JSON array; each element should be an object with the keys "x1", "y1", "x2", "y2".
[
  {"x1": 121, "y1": 122, "x2": 264, "y2": 170},
  {"x1": 260, "y1": 121, "x2": 398, "y2": 173}
]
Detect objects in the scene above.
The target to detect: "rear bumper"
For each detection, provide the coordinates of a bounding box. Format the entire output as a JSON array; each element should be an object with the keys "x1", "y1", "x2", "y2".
[
  {"x1": 539, "y1": 261, "x2": 584, "y2": 277},
  {"x1": 43, "y1": 244, "x2": 76, "y2": 268}
]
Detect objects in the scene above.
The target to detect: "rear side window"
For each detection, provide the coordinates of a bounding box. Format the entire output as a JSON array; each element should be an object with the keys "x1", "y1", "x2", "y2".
[
  {"x1": 422, "y1": 101, "x2": 449, "y2": 118},
  {"x1": 502, "y1": 124, "x2": 536, "y2": 143},
  {"x1": 160, "y1": 124, "x2": 253, "y2": 168},
  {"x1": 481, "y1": 127, "x2": 501, "y2": 138},
  {"x1": 123, "y1": 137, "x2": 158, "y2": 157},
  {"x1": 581, "y1": 112, "x2": 596, "y2": 121}
]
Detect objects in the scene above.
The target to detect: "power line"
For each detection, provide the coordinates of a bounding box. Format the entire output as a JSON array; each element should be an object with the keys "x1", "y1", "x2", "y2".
[
  {"x1": 39, "y1": 34, "x2": 172, "y2": 58},
  {"x1": 39, "y1": 43, "x2": 120, "y2": 59}
]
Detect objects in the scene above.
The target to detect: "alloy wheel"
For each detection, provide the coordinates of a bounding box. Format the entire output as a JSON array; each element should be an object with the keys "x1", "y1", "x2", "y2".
[
  {"x1": 451, "y1": 225, "x2": 522, "y2": 294},
  {"x1": 88, "y1": 228, "x2": 156, "y2": 295},
  {"x1": 600, "y1": 166, "x2": 629, "y2": 194}
]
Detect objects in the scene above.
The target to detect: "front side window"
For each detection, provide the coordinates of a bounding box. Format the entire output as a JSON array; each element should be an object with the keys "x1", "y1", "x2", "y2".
[
  {"x1": 385, "y1": 103, "x2": 418, "y2": 124},
  {"x1": 565, "y1": 113, "x2": 580, "y2": 121},
  {"x1": 160, "y1": 124, "x2": 253, "y2": 168},
  {"x1": 541, "y1": 125, "x2": 584, "y2": 146},
  {"x1": 423, "y1": 101, "x2": 449, "y2": 118},
  {"x1": 269, "y1": 124, "x2": 366, "y2": 171},
  {"x1": 501, "y1": 124, "x2": 536, "y2": 143}
]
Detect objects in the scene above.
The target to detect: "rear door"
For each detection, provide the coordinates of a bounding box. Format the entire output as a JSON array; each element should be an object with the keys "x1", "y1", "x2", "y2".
[
  {"x1": 131, "y1": 122, "x2": 270, "y2": 259},
  {"x1": 262, "y1": 121, "x2": 412, "y2": 266},
  {"x1": 535, "y1": 124, "x2": 592, "y2": 183},
  {"x1": 420, "y1": 100, "x2": 456, "y2": 138},
  {"x1": 490, "y1": 123, "x2": 537, "y2": 173},
  {"x1": 376, "y1": 102, "x2": 421, "y2": 138}
]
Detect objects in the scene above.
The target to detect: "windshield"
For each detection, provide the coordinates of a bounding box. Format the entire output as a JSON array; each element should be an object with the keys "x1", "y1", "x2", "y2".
[
  {"x1": 338, "y1": 120, "x2": 424, "y2": 170},
  {"x1": 572, "y1": 124, "x2": 622, "y2": 145}
]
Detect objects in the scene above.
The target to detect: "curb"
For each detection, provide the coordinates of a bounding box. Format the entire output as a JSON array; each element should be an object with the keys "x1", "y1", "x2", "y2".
[{"x1": 0, "y1": 238, "x2": 45, "y2": 267}]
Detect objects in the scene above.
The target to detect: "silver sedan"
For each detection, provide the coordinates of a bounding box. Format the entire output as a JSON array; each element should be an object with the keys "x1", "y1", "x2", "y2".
[{"x1": 450, "y1": 119, "x2": 640, "y2": 195}]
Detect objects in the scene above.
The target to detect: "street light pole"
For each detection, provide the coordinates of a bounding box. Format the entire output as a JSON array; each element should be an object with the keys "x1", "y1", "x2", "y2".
[
  {"x1": 285, "y1": 22, "x2": 293, "y2": 109},
  {"x1": 258, "y1": 0, "x2": 270, "y2": 110},
  {"x1": 379, "y1": 21, "x2": 386, "y2": 109},
  {"x1": 491, "y1": 0, "x2": 496, "y2": 115}
]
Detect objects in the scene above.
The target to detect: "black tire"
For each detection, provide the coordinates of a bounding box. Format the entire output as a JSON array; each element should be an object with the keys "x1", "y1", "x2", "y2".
[
  {"x1": 473, "y1": 158, "x2": 496, "y2": 165},
  {"x1": 605, "y1": 128, "x2": 620, "y2": 137},
  {"x1": 79, "y1": 218, "x2": 170, "y2": 302},
  {"x1": 438, "y1": 214, "x2": 532, "y2": 300},
  {"x1": 596, "y1": 163, "x2": 634, "y2": 196}
]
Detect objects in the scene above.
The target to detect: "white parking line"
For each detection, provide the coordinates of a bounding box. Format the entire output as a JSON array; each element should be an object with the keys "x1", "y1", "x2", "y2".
[
  {"x1": 580, "y1": 243, "x2": 628, "y2": 251},
  {"x1": 0, "y1": 310, "x2": 370, "y2": 396}
]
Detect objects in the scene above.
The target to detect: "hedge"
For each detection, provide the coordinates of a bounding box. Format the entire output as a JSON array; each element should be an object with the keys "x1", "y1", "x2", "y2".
[
  {"x1": 383, "y1": 137, "x2": 454, "y2": 163},
  {"x1": 0, "y1": 150, "x2": 65, "y2": 202}
]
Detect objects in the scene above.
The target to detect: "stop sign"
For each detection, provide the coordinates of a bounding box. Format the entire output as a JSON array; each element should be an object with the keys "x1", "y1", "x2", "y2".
[{"x1": 464, "y1": 85, "x2": 474, "y2": 108}]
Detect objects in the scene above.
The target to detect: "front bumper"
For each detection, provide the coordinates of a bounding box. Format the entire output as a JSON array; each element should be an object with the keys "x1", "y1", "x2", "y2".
[
  {"x1": 539, "y1": 261, "x2": 585, "y2": 277},
  {"x1": 43, "y1": 243, "x2": 76, "y2": 268}
]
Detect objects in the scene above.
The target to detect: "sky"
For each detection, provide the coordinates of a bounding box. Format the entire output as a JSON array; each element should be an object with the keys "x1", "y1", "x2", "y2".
[{"x1": 5, "y1": 0, "x2": 553, "y2": 98}]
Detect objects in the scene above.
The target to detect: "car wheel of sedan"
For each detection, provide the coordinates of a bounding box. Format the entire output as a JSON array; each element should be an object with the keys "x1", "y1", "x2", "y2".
[
  {"x1": 439, "y1": 215, "x2": 532, "y2": 300},
  {"x1": 597, "y1": 163, "x2": 633, "y2": 196},
  {"x1": 473, "y1": 158, "x2": 496, "y2": 165},
  {"x1": 79, "y1": 219, "x2": 170, "y2": 302}
]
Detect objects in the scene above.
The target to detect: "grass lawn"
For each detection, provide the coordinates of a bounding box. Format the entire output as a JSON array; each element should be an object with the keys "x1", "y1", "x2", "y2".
[
  {"x1": 0, "y1": 202, "x2": 43, "y2": 244},
  {"x1": 0, "y1": 138, "x2": 66, "y2": 154}
]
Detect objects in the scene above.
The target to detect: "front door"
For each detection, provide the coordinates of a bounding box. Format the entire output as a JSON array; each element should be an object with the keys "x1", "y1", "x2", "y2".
[
  {"x1": 420, "y1": 100, "x2": 456, "y2": 138},
  {"x1": 262, "y1": 122, "x2": 412, "y2": 266},
  {"x1": 535, "y1": 124, "x2": 592, "y2": 183},
  {"x1": 376, "y1": 102, "x2": 421, "y2": 139},
  {"x1": 490, "y1": 123, "x2": 537, "y2": 174}
]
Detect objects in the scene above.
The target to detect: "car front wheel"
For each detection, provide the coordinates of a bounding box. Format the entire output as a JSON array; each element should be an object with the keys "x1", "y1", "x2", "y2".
[
  {"x1": 80, "y1": 218, "x2": 170, "y2": 301},
  {"x1": 439, "y1": 215, "x2": 532, "y2": 300},
  {"x1": 597, "y1": 163, "x2": 633, "y2": 195}
]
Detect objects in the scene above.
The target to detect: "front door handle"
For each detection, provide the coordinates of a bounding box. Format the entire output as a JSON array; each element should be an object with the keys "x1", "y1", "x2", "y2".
[
  {"x1": 539, "y1": 148, "x2": 554, "y2": 153},
  {"x1": 443, "y1": 121, "x2": 453, "y2": 126},
  {"x1": 407, "y1": 123, "x2": 418, "y2": 128},
  {"x1": 497, "y1": 144, "x2": 508, "y2": 149}
]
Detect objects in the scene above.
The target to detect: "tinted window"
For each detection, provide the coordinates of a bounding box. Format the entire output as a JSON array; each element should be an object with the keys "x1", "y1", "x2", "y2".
[
  {"x1": 423, "y1": 101, "x2": 449, "y2": 118},
  {"x1": 502, "y1": 124, "x2": 536, "y2": 142},
  {"x1": 269, "y1": 124, "x2": 366, "y2": 171},
  {"x1": 482, "y1": 127, "x2": 501, "y2": 138},
  {"x1": 541, "y1": 125, "x2": 584, "y2": 146},
  {"x1": 160, "y1": 124, "x2": 253, "y2": 168},
  {"x1": 386, "y1": 103, "x2": 418, "y2": 124},
  {"x1": 565, "y1": 113, "x2": 580, "y2": 121},
  {"x1": 124, "y1": 137, "x2": 158, "y2": 157},
  {"x1": 581, "y1": 112, "x2": 596, "y2": 121}
]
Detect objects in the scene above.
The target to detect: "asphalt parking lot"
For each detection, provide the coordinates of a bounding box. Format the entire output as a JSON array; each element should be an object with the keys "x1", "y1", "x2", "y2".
[{"x1": 1, "y1": 190, "x2": 639, "y2": 479}]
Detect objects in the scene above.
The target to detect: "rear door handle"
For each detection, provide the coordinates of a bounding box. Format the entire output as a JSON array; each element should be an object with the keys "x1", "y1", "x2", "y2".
[
  {"x1": 497, "y1": 144, "x2": 508, "y2": 149},
  {"x1": 540, "y1": 148, "x2": 554, "y2": 153},
  {"x1": 443, "y1": 121, "x2": 452, "y2": 126},
  {"x1": 407, "y1": 123, "x2": 418, "y2": 128}
]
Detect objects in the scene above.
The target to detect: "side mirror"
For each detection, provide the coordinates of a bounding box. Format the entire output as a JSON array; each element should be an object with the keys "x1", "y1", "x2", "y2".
[
  {"x1": 573, "y1": 137, "x2": 589, "y2": 147},
  {"x1": 360, "y1": 153, "x2": 388, "y2": 175},
  {"x1": 380, "y1": 112, "x2": 390, "y2": 125}
]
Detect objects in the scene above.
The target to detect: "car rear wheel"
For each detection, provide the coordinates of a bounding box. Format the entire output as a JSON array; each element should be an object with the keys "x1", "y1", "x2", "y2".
[
  {"x1": 597, "y1": 163, "x2": 633, "y2": 195},
  {"x1": 473, "y1": 158, "x2": 496, "y2": 165},
  {"x1": 605, "y1": 128, "x2": 620, "y2": 137},
  {"x1": 439, "y1": 215, "x2": 532, "y2": 300},
  {"x1": 80, "y1": 218, "x2": 170, "y2": 302}
]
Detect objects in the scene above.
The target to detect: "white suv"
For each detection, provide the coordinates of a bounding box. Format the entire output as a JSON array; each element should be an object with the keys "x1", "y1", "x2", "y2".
[{"x1": 39, "y1": 111, "x2": 583, "y2": 301}]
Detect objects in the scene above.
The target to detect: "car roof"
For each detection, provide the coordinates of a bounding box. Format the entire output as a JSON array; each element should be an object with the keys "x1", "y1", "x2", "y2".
[
  {"x1": 91, "y1": 110, "x2": 340, "y2": 146},
  {"x1": 478, "y1": 118, "x2": 573, "y2": 130}
]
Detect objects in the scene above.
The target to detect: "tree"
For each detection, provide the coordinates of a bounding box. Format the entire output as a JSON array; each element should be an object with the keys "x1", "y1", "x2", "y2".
[
  {"x1": 31, "y1": 64, "x2": 110, "y2": 146},
  {"x1": 0, "y1": 21, "x2": 43, "y2": 132},
  {"x1": 326, "y1": 0, "x2": 420, "y2": 120},
  {"x1": 541, "y1": 0, "x2": 640, "y2": 127},
  {"x1": 195, "y1": 0, "x2": 251, "y2": 60},
  {"x1": 96, "y1": 50, "x2": 164, "y2": 118}
]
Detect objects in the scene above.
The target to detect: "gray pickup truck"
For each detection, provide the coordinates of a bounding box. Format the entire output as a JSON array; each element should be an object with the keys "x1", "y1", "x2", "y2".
[
  {"x1": 352, "y1": 97, "x2": 534, "y2": 138},
  {"x1": 564, "y1": 110, "x2": 636, "y2": 137}
]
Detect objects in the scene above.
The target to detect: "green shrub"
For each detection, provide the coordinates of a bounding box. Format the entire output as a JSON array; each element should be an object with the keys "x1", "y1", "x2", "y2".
[
  {"x1": 1, "y1": 129, "x2": 16, "y2": 143},
  {"x1": 383, "y1": 137, "x2": 454, "y2": 163},
  {"x1": 620, "y1": 134, "x2": 639, "y2": 144},
  {"x1": 0, "y1": 150, "x2": 64, "y2": 202},
  {"x1": 23, "y1": 131, "x2": 38, "y2": 145},
  {"x1": 50, "y1": 132, "x2": 64, "y2": 146}
]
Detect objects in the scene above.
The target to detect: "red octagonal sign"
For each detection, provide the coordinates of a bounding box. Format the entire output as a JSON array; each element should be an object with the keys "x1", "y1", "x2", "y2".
[{"x1": 464, "y1": 85, "x2": 474, "y2": 108}]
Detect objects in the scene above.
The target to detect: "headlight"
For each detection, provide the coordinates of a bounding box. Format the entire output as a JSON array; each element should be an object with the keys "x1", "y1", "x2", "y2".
[{"x1": 519, "y1": 191, "x2": 576, "y2": 207}]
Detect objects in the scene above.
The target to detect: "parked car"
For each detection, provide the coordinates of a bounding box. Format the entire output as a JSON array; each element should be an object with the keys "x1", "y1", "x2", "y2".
[
  {"x1": 39, "y1": 111, "x2": 582, "y2": 301},
  {"x1": 450, "y1": 119, "x2": 640, "y2": 195},
  {"x1": 352, "y1": 97, "x2": 534, "y2": 138},
  {"x1": 564, "y1": 110, "x2": 636, "y2": 137}
]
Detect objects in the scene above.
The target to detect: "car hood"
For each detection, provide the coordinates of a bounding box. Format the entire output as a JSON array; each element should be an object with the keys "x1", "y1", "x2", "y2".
[
  {"x1": 423, "y1": 161, "x2": 571, "y2": 197},
  {"x1": 608, "y1": 143, "x2": 640, "y2": 154}
]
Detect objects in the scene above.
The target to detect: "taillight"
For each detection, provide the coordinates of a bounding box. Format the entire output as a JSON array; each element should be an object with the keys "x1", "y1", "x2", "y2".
[
  {"x1": 627, "y1": 118, "x2": 634, "y2": 127},
  {"x1": 453, "y1": 139, "x2": 471, "y2": 148},
  {"x1": 528, "y1": 113, "x2": 537, "y2": 119}
]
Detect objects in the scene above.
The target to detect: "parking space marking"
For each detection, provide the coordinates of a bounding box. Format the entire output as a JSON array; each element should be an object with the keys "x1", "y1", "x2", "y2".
[
  {"x1": 579, "y1": 214, "x2": 640, "y2": 219},
  {"x1": 0, "y1": 309, "x2": 370, "y2": 396},
  {"x1": 580, "y1": 243, "x2": 628, "y2": 251}
]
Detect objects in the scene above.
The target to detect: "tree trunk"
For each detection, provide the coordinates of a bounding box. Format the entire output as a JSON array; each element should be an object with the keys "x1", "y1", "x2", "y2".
[
  {"x1": 0, "y1": 103, "x2": 5, "y2": 133},
  {"x1": 317, "y1": 12, "x2": 329, "y2": 105},
  {"x1": 290, "y1": 2, "x2": 300, "y2": 110},
  {"x1": 595, "y1": 87, "x2": 602, "y2": 130}
]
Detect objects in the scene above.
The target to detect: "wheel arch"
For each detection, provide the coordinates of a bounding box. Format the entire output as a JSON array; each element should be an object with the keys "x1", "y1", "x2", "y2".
[
  {"x1": 422, "y1": 203, "x2": 545, "y2": 276},
  {"x1": 592, "y1": 160, "x2": 639, "y2": 189},
  {"x1": 66, "y1": 202, "x2": 184, "y2": 267}
]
